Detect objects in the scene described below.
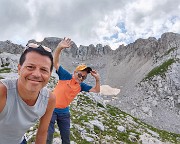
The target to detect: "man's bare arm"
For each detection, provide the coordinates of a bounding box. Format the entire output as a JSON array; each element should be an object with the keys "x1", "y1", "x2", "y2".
[
  {"x1": 53, "y1": 38, "x2": 72, "y2": 70},
  {"x1": 0, "y1": 82, "x2": 7, "y2": 113},
  {"x1": 35, "y1": 92, "x2": 56, "y2": 144},
  {"x1": 89, "y1": 70, "x2": 100, "y2": 93}
]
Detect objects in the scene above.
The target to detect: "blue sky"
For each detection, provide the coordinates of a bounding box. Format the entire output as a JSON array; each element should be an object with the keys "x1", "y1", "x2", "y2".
[{"x1": 0, "y1": 0, "x2": 180, "y2": 50}]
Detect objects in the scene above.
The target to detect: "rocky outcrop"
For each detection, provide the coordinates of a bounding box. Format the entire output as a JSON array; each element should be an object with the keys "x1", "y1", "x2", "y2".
[
  {"x1": 77, "y1": 44, "x2": 112, "y2": 60},
  {"x1": 28, "y1": 37, "x2": 113, "y2": 60},
  {"x1": 109, "y1": 32, "x2": 180, "y2": 133},
  {"x1": 0, "y1": 52, "x2": 19, "y2": 72},
  {"x1": 132, "y1": 33, "x2": 180, "y2": 133},
  {"x1": 0, "y1": 40, "x2": 24, "y2": 54}
]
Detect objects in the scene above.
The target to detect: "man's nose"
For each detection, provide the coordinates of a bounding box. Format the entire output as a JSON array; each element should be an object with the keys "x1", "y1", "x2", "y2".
[{"x1": 32, "y1": 68, "x2": 41, "y2": 77}]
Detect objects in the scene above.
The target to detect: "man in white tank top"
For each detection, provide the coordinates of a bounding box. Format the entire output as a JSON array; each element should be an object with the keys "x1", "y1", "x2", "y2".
[{"x1": 0, "y1": 43, "x2": 56, "y2": 144}]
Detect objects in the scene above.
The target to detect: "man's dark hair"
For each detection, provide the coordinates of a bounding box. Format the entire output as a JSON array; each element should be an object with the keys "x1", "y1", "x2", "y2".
[{"x1": 19, "y1": 47, "x2": 53, "y2": 72}]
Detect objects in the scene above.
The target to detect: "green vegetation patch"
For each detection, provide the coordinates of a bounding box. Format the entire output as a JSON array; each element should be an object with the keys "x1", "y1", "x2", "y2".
[
  {"x1": 161, "y1": 47, "x2": 177, "y2": 58},
  {"x1": 0, "y1": 76, "x2": 4, "y2": 79},
  {"x1": 27, "y1": 136, "x2": 36, "y2": 144},
  {"x1": 143, "y1": 59, "x2": 176, "y2": 81},
  {"x1": 97, "y1": 102, "x2": 105, "y2": 108},
  {"x1": 144, "y1": 123, "x2": 180, "y2": 143},
  {"x1": 70, "y1": 127, "x2": 91, "y2": 144},
  {"x1": 0, "y1": 68, "x2": 11, "y2": 73}
]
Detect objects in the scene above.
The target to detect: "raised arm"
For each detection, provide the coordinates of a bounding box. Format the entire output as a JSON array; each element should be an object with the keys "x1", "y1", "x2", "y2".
[
  {"x1": 89, "y1": 70, "x2": 100, "y2": 93},
  {"x1": 53, "y1": 38, "x2": 72, "y2": 70},
  {"x1": 35, "y1": 92, "x2": 56, "y2": 144}
]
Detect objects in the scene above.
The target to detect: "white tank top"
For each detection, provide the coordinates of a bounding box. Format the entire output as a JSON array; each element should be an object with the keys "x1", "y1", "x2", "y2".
[{"x1": 0, "y1": 79, "x2": 50, "y2": 144}]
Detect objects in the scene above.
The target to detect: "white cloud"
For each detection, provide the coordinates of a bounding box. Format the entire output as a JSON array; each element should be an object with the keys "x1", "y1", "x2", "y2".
[
  {"x1": 0, "y1": 0, "x2": 179, "y2": 50},
  {"x1": 171, "y1": 21, "x2": 180, "y2": 32}
]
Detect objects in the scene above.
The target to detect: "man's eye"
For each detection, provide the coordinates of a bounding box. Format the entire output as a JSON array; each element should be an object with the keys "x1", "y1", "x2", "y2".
[
  {"x1": 26, "y1": 66, "x2": 34, "y2": 70},
  {"x1": 41, "y1": 68, "x2": 49, "y2": 73}
]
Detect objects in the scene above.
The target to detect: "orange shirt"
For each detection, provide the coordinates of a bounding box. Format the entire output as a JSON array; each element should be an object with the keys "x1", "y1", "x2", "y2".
[{"x1": 53, "y1": 78, "x2": 81, "y2": 108}]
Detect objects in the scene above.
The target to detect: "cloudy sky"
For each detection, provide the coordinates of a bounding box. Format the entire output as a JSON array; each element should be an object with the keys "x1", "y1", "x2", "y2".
[{"x1": 0, "y1": 0, "x2": 180, "y2": 49}]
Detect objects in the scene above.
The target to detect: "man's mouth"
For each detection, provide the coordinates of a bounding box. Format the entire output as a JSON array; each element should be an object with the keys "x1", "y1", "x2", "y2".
[{"x1": 27, "y1": 78, "x2": 42, "y2": 83}]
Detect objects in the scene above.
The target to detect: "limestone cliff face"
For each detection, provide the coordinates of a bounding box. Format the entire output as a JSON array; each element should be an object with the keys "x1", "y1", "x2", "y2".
[
  {"x1": 134, "y1": 33, "x2": 180, "y2": 133},
  {"x1": 29, "y1": 37, "x2": 112, "y2": 60},
  {"x1": 113, "y1": 36, "x2": 158, "y2": 65},
  {"x1": 76, "y1": 44, "x2": 112, "y2": 61},
  {"x1": 109, "y1": 32, "x2": 180, "y2": 133},
  {"x1": 0, "y1": 32, "x2": 180, "y2": 133}
]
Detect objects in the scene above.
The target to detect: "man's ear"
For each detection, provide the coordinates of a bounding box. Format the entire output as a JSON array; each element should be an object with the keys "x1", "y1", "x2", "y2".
[{"x1": 18, "y1": 64, "x2": 21, "y2": 75}]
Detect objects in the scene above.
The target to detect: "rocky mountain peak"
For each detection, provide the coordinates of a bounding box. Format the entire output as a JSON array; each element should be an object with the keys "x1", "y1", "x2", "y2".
[
  {"x1": 0, "y1": 40, "x2": 24, "y2": 54},
  {"x1": 77, "y1": 43, "x2": 112, "y2": 60},
  {"x1": 28, "y1": 37, "x2": 113, "y2": 61}
]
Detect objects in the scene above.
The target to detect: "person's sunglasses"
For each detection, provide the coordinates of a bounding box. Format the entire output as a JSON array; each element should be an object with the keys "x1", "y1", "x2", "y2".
[
  {"x1": 77, "y1": 72, "x2": 87, "y2": 80},
  {"x1": 26, "y1": 43, "x2": 52, "y2": 53}
]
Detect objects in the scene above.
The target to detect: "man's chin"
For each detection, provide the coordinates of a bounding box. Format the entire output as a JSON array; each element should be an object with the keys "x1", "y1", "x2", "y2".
[{"x1": 26, "y1": 85, "x2": 43, "y2": 93}]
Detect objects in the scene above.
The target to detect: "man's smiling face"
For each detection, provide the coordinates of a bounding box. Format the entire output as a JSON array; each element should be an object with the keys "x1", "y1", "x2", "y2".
[{"x1": 18, "y1": 51, "x2": 51, "y2": 92}]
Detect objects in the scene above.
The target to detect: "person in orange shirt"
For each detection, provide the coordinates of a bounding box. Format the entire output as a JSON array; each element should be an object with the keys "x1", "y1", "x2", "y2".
[{"x1": 46, "y1": 38, "x2": 100, "y2": 144}]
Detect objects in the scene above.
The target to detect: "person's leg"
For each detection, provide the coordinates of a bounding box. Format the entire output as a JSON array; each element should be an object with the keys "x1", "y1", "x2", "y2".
[
  {"x1": 57, "y1": 113, "x2": 70, "y2": 144},
  {"x1": 46, "y1": 111, "x2": 57, "y2": 144}
]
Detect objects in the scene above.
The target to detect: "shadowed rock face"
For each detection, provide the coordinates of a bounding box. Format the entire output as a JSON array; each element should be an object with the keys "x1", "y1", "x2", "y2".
[{"x1": 0, "y1": 32, "x2": 180, "y2": 133}]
